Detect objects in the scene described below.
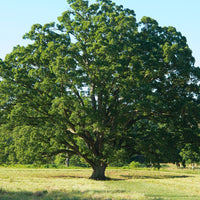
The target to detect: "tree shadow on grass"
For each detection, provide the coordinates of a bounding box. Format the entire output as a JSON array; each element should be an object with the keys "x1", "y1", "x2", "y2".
[
  {"x1": 0, "y1": 189, "x2": 126, "y2": 200},
  {"x1": 1, "y1": 189, "x2": 199, "y2": 200},
  {"x1": 43, "y1": 175, "x2": 121, "y2": 181},
  {"x1": 120, "y1": 174, "x2": 191, "y2": 180},
  {"x1": 44, "y1": 175, "x2": 87, "y2": 179},
  {"x1": 0, "y1": 190, "x2": 83, "y2": 200},
  {"x1": 45, "y1": 174, "x2": 191, "y2": 181}
]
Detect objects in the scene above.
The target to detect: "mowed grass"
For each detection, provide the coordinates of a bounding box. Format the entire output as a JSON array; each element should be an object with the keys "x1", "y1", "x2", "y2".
[{"x1": 0, "y1": 166, "x2": 200, "y2": 199}]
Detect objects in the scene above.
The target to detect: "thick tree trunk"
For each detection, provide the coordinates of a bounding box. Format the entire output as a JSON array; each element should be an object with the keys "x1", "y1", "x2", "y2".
[{"x1": 90, "y1": 163, "x2": 108, "y2": 180}]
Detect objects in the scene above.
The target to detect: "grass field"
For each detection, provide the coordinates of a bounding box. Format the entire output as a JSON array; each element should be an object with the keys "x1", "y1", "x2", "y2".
[{"x1": 0, "y1": 166, "x2": 200, "y2": 200}]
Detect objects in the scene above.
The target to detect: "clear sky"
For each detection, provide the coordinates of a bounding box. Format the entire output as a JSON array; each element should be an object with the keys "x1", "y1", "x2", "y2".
[{"x1": 0, "y1": 0, "x2": 199, "y2": 66}]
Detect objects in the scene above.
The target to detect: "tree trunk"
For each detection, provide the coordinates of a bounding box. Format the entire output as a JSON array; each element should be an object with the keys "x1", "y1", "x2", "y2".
[
  {"x1": 65, "y1": 157, "x2": 70, "y2": 167},
  {"x1": 65, "y1": 152, "x2": 70, "y2": 167},
  {"x1": 90, "y1": 163, "x2": 108, "y2": 180}
]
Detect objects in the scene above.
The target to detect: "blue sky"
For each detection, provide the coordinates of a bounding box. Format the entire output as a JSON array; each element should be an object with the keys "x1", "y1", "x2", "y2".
[{"x1": 0, "y1": 0, "x2": 200, "y2": 66}]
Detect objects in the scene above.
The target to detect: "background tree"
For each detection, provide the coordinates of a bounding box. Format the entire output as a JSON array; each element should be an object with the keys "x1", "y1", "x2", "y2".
[
  {"x1": 180, "y1": 143, "x2": 200, "y2": 168},
  {"x1": 0, "y1": 0, "x2": 200, "y2": 179},
  {"x1": 0, "y1": 125, "x2": 14, "y2": 164}
]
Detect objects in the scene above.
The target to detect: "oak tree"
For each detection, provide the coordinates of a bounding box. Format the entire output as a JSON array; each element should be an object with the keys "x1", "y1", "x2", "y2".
[{"x1": 0, "y1": 0, "x2": 200, "y2": 179}]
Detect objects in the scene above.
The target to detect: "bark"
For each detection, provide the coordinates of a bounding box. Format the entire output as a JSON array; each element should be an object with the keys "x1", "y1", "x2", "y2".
[
  {"x1": 89, "y1": 163, "x2": 108, "y2": 180},
  {"x1": 65, "y1": 157, "x2": 70, "y2": 167}
]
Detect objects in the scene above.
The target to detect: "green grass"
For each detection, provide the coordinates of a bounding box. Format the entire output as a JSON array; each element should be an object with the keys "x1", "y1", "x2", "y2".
[{"x1": 0, "y1": 166, "x2": 200, "y2": 199}]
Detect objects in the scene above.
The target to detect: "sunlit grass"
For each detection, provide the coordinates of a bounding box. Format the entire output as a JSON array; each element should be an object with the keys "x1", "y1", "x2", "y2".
[{"x1": 0, "y1": 166, "x2": 200, "y2": 199}]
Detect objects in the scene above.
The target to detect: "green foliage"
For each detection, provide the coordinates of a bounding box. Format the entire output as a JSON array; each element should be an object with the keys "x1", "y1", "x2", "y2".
[
  {"x1": 107, "y1": 149, "x2": 130, "y2": 167},
  {"x1": 69, "y1": 155, "x2": 90, "y2": 167},
  {"x1": 0, "y1": 124, "x2": 17, "y2": 164},
  {"x1": 129, "y1": 161, "x2": 142, "y2": 169},
  {"x1": 180, "y1": 144, "x2": 200, "y2": 164},
  {"x1": 0, "y1": 0, "x2": 200, "y2": 179}
]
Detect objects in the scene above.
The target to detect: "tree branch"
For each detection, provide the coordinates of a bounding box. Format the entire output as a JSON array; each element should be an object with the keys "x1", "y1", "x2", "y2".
[{"x1": 90, "y1": 83, "x2": 97, "y2": 110}]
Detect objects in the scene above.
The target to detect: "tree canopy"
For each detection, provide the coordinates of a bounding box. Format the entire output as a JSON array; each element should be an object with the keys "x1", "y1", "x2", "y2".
[{"x1": 0, "y1": 0, "x2": 200, "y2": 179}]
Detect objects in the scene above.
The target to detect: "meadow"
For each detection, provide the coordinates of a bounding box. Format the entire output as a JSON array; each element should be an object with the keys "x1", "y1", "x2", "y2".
[{"x1": 0, "y1": 165, "x2": 200, "y2": 200}]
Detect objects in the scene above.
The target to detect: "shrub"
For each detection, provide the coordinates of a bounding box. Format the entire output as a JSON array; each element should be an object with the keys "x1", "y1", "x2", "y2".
[{"x1": 129, "y1": 161, "x2": 142, "y2": 168}]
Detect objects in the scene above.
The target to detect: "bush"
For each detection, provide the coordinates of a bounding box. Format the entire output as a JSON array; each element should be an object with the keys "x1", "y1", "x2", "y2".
[{"x1": 129, "y1": 161, "x2": 142, "y2": 168}]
